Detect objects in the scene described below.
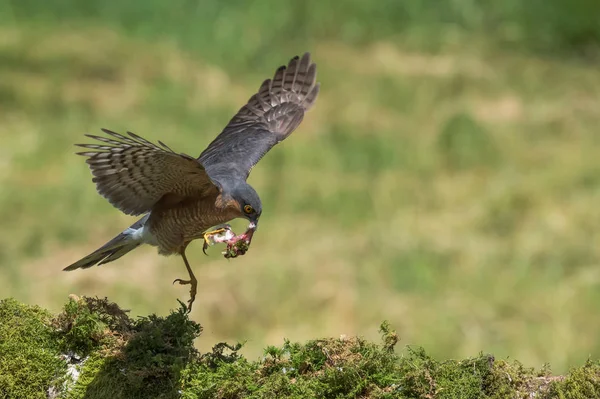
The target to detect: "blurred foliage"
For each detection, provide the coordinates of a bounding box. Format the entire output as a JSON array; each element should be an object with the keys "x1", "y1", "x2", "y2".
[
  {"x1": 1, "y1": 0, "x2": 600, "y2": 61},
  {"x1": 0, "y1": 0, "x2": 599, "y2": 377},
  {"x1": 437, "y1": 112, "x2": 499, "y2": 170}
]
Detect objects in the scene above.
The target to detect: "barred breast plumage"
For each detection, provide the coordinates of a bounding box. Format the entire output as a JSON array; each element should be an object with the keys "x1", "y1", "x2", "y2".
[{"x1": 147, "y1": 195, "x2": 240, "y2": 255}]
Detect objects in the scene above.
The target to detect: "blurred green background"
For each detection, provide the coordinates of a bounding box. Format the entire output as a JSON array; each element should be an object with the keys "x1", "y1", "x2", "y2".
[{"x1": 1, "y1": 0, "x2": 599, "y2": 374}]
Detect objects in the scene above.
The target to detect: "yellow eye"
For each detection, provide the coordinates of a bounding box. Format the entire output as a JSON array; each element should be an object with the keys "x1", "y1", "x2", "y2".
[{"x1": 244, "y1": 205, "x2": 254, "y2": 214}]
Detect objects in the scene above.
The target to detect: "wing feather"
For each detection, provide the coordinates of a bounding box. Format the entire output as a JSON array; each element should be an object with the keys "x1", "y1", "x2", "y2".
[
  {"x1": 79, "y1": 129, "x2": 217, "y2": 216},
  {"x1": 198, "y1": 53, "x2": 320, "y2": 179}
]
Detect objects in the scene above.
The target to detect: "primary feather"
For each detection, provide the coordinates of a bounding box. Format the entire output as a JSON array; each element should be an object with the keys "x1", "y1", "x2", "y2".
[{"x1": 199, "y1": 52, "x2": 320, "y2": 179}]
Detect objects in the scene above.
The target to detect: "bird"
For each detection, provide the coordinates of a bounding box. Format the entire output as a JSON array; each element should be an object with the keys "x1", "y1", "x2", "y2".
[{"x1": 64, "y1": 53, "x2": 320, "y2": 311}]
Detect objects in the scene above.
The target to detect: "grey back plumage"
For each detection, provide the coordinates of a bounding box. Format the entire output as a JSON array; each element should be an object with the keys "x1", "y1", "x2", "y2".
[{"x1": 199, "y1": 52, "x2": 320, "y2": 180}]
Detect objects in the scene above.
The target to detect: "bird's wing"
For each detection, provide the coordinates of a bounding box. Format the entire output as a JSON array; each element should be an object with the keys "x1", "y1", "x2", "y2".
[
  {"x1": 198, "y1": 52, "x2": 320, "y2": 179},
  {"x1": 78, "y1": 129, "x2": 217, "y2": 216}
]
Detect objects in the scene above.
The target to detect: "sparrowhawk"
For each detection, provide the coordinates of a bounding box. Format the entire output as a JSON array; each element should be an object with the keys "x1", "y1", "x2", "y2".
[{"x1": 64, "y1": 53, "x2": 320, "y2": 311}]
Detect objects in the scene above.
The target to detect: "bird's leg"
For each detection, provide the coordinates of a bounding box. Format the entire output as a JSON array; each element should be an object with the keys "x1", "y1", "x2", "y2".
[
  {"x1": 172, "y1": 244, "x2": 198, "y2": 313},
  {"x1": 202, "y1": 224, "x2": 234, "y2": 255}
]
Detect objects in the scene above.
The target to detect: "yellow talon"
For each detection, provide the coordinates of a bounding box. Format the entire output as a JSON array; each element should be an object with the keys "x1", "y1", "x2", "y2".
[
  {"x1": 203, "y1": 227, "x2": 227, "y2": 243},
  {"x1": 202, "y1": 226, "x2": 232, "y2": 255}
]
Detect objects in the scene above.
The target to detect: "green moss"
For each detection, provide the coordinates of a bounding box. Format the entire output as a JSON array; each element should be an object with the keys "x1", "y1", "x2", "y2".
[
  {"x1": 181, "y1": 322, "x2": 402, "y2": 398},
  {"x1": 0, "y1": 298, "x2": 66, "y2": 399},
  {"x1": 59, "y1": 297, "x2": 202, "y2": 399},
  {"x1": 53, "y1": 297, "x2": 113, "y2": 355},
  {"x1": 119, "y1": 304, "x2": 202, "y2": 395},
  {"x1": 64, "y1": 354, "x2": 127, "y2": 399},
  {"x1": 2, "y1": 296, "x2": 600, "y2": 398},
  {"x1": 547, "y1": 360, "x2": 600, "y2": 398},
  {"x1": 181, "y1": 357, "x2": 259, "y2": 399}
]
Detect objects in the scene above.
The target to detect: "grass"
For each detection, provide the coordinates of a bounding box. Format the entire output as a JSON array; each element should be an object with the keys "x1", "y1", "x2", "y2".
[
  {"x1": 3, "y1": 296, "x2": 600, "y2": 398},
  {"x1": 2, "y1": 0, "x2": 600, "y2": 61},
  {"x1": 0, "y1": 1, "x2": 599, "y2": 376}
]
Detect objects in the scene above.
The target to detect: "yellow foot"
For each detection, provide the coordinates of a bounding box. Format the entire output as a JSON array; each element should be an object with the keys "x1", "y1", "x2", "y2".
[
  {"x1": 172, "y1": 277, "x2": 198, "y2": 313},
  {"x1": 202, "y1": 224, "x2": 234, "y2": 255}
]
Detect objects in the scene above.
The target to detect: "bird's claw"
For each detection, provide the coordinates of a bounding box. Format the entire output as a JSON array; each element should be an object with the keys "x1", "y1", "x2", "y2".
[
  {"x1": 202, "y1": 225, "x2": 235, "y2": 255},
  {"x1": 202, "y1": 222, "x2": 257, "y2": 259},
  {"x1": 172, "y1": 278, "x2": 197, "y2": 313}
]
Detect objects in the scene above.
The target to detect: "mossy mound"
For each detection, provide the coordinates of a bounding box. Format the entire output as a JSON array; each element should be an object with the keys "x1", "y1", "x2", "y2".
[
  {"x1": 0, "y1": 298, "x2": 66, "y2": 399},
  {"x1": 1, "y1": 297, "x2": 600, "y2": 398},
  {"x1": 56, "y1": 297, "x2": 201, "y2": 399}
]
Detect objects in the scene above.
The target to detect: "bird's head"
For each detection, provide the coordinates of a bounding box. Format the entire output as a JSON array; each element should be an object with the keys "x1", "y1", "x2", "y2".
[{"x1": 227, "y1": 182, "x2": 262, "y2": 228}]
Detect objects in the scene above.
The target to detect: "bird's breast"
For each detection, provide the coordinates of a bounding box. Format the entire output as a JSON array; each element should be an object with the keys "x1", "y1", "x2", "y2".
[{"x1": 147, "y1": 198, "x2": 238, "y2": 254}]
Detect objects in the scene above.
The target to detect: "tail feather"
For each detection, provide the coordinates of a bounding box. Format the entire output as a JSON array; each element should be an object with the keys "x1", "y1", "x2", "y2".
[
  {"x1": 64, "y1": 215, "x2": 148, "y2": 271},
  {"x1": 64, "y1": 233, "x2": 139, "y2": 271},
  {"x1": 97, "y1": 241, "x2": 141, "y2": 265}
]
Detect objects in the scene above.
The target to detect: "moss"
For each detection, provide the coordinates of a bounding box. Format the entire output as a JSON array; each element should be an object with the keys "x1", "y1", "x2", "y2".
[
  {"x1": 3, "y1": 296, "x2": 600, "y2": 398},
  {"x1": 64, "y1": 354, "x2": 127, "y2": 399},
  {"x1": 546, "y1": 360, "x2": 600, "y2": 399},
  {"x1": 0, "y1": 298, "x2": 66, "y2": 399},
  {"x1": 52, "y1": 296, "x2": 121, "y2": 356},
  {"x1": 61, "y1": 298, "x2": 202, "y2": 399},
  {"x1": 181, "y1": 323, "x2": 402, "y2": 398},
  {"x1": 181, "y1": 358, "x2": 259, "y2": 398},
  {"x1": 118, "y1": 304, "x2": 202, "y2": 395}
]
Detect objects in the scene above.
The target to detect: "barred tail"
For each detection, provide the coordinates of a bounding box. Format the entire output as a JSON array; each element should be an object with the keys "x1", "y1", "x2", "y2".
[{"x1": 64, "y1": 216, "x2": 148, "y2": 271}]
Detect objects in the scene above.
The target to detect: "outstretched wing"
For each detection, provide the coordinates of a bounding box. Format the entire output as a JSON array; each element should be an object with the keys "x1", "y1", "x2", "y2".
[
  {"x1": 78, "y1": 129, "x2": 217, "y2": 216},
  {"x1": 198, "y1": 52, "x2": 320, "y2": 179}
]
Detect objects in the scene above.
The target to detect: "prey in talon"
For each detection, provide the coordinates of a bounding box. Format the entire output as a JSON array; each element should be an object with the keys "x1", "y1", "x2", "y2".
[
  {"x1": 63, "y1": 53, "x2": 320, "y2": 313},
  {"x1": 202, "y1": 224, "x2": 236, "y2": 255},
  {"x1": 203, "y1": 222, "x2": 257, "y2": 259}
]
